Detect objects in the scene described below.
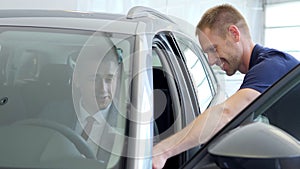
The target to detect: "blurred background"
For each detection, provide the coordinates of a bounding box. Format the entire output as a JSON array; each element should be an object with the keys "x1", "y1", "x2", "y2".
[{"x1": 2, "y1": 0, "x2": 299, "y2": 96}]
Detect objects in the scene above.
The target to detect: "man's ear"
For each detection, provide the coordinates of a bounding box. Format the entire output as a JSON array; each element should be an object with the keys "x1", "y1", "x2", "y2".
[{"x1": 228, "y1": 25, "x2": 240, "y2": 42}]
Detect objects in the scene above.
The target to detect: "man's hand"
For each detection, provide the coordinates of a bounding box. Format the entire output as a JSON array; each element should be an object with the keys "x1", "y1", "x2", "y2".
[{"x1": 152, "y1": 152, "x2": 167, "y2": 169}]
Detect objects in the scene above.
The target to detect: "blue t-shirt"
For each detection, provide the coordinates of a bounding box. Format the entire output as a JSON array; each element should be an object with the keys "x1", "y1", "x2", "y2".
[{"x1": 240, "y1": 44, "x2": 299, "y2": 93}]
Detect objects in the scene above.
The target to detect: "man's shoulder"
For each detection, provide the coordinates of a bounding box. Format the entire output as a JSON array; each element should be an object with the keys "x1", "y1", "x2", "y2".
[
  {"x1": 252, "y1": 44, "x2": 299, "y2": 67},
  {"x1": 242, "y1": 44, "x2": 299, "y2": 93},
  {"x1": 256, "y1": 45, "x2": 295, "y2": 60}
]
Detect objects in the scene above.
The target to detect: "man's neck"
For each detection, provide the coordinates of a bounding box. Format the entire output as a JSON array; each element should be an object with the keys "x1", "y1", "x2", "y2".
[{"x1": 239, "y1": 40, "x2": 255, "y2": 74}]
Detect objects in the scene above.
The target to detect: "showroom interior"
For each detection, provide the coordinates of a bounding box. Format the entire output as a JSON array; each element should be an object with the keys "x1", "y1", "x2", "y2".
[{"x1": 1, "y1": 0, "x2": 299, "y2": 96}]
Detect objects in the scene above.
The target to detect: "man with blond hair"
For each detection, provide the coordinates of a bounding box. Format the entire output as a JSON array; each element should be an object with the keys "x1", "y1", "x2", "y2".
[{"x1": 152, "y1": 4, "x2": 299, "y2": 169}]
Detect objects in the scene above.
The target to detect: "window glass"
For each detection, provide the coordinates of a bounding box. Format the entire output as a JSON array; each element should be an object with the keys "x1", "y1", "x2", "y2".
[
  {"x1": 0, "y1": 27, "x2": 133, "y2": 169},
  {"x1": 175, "y1": 37, "x2": 214, "y2": 111},
  {"x1": 152, "y1": 48, "x2": 163, "y2": 67},
  {"x1": 256, "y1": 80, "x2": 300, "y2": 141}
]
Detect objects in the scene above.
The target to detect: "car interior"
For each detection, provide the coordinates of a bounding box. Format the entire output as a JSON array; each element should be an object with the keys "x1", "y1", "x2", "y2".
[
  {"x1": 261, "y1": 79, "x2": 300, "y2": 140},
  {"x1": 0, "y1": 28, "x2": 132, "y2": 168},
  {"x1": 152, "y1": 45, "x2": 187, "y2": 168}
]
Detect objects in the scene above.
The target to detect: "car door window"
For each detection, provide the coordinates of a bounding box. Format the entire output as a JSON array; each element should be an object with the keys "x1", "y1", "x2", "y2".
[
  {"x1": 256, "y1": 77, "x2": 300, "y2": 140},
  {"x1": 153, "y1": 33, "x2": 195, "y2": 168},
  {"x1": 175, "y1": 35, "x2": 216, "y2": 112},
  {"x1": 151, "y1": 32, "x2": 219, "y2": 168},
  {"x1": 152, "y1": 46, "x2": 177, "y2": 140}
]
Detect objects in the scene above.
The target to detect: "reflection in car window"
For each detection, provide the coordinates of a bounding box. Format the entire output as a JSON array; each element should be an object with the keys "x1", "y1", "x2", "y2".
[
  {"x1": 175, "y1": 36, "x2": 215, "y2": 111},
  {"x1": 0, "y1": 27, "x2": 133, "y2": 169}
]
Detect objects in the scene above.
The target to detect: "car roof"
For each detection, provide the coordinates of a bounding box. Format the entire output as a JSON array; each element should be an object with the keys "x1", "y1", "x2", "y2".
[
  {"x1": 0, "y1": 9, "x2": 125, "y2": 20},
  {"x1": 0, "y1": 9, "x2": 138, "y2": 34},
  {"x1": 0, "y1": 7, "x2": 197, "y2": 41}
]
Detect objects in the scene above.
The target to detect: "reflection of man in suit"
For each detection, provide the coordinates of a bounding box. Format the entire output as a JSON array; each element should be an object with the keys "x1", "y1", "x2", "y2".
[
  {"x1": 36, "y1": 35, "x2": 124, "y2": 166},
  {"x1": 73, "y1": 37, "x2": 123, "y2": 166}
]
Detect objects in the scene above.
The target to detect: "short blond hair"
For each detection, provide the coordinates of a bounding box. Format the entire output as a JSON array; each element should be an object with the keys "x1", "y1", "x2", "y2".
[{"x1": 196, "y1": 4, "x2": 250, "y2": 39}]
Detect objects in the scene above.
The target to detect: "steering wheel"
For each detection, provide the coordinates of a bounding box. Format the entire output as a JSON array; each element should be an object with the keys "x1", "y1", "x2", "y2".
[{"x1": 14, "y1": 118, "x2": 96, "y2": 160}]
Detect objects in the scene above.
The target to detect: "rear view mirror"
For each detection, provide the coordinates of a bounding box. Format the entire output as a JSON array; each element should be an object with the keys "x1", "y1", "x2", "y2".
[{"x1": 208, "y1": 122, "x2": 300, "y2": 169}]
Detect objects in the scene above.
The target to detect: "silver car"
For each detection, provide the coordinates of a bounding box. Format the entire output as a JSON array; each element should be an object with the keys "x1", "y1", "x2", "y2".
[{"x1": 0, "y1": 6, "x2": 223, "y2": 169}]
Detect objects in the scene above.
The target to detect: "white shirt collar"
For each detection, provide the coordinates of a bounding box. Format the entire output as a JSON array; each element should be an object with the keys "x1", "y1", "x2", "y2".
[{"x1": 79, "y1": 100, "x2": 111, "y2": 123}]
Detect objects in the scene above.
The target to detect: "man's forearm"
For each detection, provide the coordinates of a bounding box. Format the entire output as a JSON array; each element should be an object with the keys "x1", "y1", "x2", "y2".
[{"x1": 153, "y1": 103, "x2": 229, "y2": 160}]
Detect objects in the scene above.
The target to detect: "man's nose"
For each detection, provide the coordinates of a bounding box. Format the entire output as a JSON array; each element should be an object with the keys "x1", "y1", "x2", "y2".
[{"x1": 97, "y1": 79, "x2": 107, "y2": 92}]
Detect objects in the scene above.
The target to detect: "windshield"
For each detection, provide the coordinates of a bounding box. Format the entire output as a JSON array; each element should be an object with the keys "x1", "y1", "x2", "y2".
[{"x1": 0, "y1": 26, "x2": 133, "y2": 169}]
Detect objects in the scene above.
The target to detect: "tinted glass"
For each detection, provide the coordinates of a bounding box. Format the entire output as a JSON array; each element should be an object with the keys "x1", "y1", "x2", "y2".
[
  {"x1": 256, "y1": 78, "x2": 300, "y2": 140},
  {"x1": 0, "y1": 27, "x2": 133, "y2": 169}
]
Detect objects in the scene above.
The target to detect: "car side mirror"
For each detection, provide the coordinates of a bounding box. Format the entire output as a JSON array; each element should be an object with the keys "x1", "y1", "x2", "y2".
[{"x1": 208, "y1": 122, "x2": 300, "y2": 169}]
